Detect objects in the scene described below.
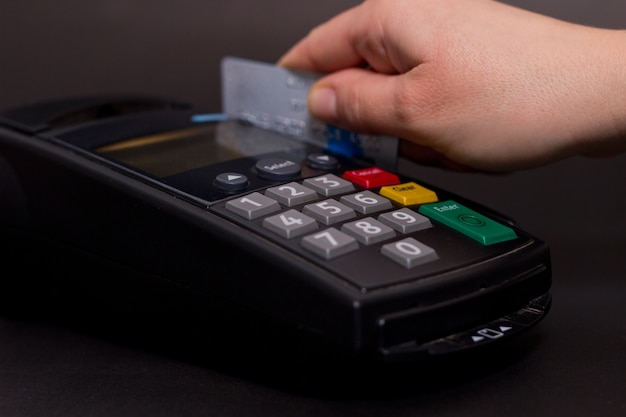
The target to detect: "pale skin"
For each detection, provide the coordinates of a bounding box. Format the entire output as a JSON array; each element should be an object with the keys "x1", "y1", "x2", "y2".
[{"x1": 278, "y1": 0, "x2": 626, "y2": 173}]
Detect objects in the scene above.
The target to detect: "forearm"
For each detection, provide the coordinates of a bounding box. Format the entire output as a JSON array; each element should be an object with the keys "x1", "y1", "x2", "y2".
[{"x1": 574, "y1": 28, "x2": 626, "y2": 158}]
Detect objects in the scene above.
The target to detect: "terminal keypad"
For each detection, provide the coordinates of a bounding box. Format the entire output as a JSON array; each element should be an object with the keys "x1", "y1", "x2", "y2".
[{"x1": 214, "y1": 162, "x2": 520, "y2": 289}]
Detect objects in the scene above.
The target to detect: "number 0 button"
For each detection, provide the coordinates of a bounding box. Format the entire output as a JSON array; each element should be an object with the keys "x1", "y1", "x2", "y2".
[{"x1": 381, "y1": 237, "x2": 439, "y2": 268}]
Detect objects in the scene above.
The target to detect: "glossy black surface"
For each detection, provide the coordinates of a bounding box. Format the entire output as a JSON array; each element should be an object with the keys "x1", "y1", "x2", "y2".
[{"x1": 1, "y1": 1, "x2": 624, "y2": 416}]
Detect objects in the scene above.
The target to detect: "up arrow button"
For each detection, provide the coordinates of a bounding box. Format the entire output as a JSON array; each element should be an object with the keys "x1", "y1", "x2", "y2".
[
  {"x1": 215, "y1": 172, "x2": 249, "y2": 192},
  {"x1": 306, "y1": 153, "x2": 339, "y2": 170}
]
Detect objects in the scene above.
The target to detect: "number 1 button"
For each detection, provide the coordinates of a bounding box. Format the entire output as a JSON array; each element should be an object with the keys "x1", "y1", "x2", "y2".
[{"x1": 225, "y1": 192, "x2": 280, "y2": 220}]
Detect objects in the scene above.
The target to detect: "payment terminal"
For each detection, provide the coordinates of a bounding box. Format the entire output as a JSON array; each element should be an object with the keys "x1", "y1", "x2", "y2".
[{"x1": 0, "y1": 95, "x2": 551, "y2": 362}]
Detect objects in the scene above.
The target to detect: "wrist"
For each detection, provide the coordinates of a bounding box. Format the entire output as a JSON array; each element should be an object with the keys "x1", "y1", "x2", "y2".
[{"x1": 565, "y1": 27, "x2": 626, "y2": 157}]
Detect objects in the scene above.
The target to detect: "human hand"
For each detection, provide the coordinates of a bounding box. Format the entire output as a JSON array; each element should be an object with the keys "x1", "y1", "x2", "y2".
[{"x1": 279, "y1": 0, "x2": 626, "y2": 172}]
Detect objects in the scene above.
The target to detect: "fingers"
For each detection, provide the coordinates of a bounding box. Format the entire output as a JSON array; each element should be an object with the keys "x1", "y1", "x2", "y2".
[
  {"x1": 399, "y1": 141, "x2": 478, "y2": 173},
  {"x1": 278, "y1": 1, "x2": 405, "y2": 74},
  {"x1": 278, "y1": 5, "x2": 366, "y2": 73},
  {"x1": 307, "y1": 67, "x2": 409, "y2": 136}
]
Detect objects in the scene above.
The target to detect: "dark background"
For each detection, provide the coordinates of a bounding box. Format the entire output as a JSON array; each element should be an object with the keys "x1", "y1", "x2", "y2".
[{"x1": 1, "y1": 1, "x2": 625, "y2": 416}]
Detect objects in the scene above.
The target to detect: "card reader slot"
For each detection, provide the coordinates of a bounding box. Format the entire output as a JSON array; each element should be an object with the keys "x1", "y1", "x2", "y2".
[
  {"x1": 377, "y1": 264, "x2": 550, "y2": 357},
  {"x1": 44, "y1": 110, "x2": 198, "y2": 150},
  {"x1": 0, "y1": 96, "x2": 190, "y2": 135}
]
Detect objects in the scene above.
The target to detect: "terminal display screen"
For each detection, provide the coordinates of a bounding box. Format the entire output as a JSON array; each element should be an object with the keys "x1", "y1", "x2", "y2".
[{"x1": 96, "y1": 121, "x2": 306, "y2": 178}]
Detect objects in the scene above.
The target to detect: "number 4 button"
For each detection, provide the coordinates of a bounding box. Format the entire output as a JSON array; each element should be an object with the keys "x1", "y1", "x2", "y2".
[{"x1": 263, "y1": 209, "x2": 319, "y2": 239}]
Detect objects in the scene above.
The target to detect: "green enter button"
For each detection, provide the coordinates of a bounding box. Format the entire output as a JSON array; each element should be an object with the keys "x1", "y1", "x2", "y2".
[{"x1": 418, "y1": 200, "x2": 517, "y2": 245}]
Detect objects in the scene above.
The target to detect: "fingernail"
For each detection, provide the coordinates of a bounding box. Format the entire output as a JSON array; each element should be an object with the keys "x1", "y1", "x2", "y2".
[{"x1": 309, "y1": 87, "x2": 337, "y2": 121}]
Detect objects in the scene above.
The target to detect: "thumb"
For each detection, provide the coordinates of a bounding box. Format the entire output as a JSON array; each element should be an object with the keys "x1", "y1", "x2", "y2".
[{"x1": 308, "y1": 69, "x2": 404, "y2": 136}]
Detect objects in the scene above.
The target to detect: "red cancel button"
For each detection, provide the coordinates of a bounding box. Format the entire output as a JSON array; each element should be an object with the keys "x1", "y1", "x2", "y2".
[{"x1": 343, "y1": 167, "x2": 401, "y2": 188}]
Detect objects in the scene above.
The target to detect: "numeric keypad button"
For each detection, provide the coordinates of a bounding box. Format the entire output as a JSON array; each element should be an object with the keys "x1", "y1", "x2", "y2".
[
  {"x1": 381, "y1": 237, "x2": 439, "y2": 268},
  {"x1": 302, "y1": 199, "x2": 356, "y2": 225},
  {"x1": 263, "y1": 209, "x2": 319, "y2": 239},
  {"x1": 341, "y1": 217, "x2": 396, "y2": 245},
  {"x1": 302, "y1": 174, "x2": 355, "y2": 197},
  {"x1": 225, "y1": 192, "x2": 281, "y2": 220},
  {"x1": 265, "y1": 182, "x2": 318, "y2": 207},
  {"x1": 340, "y1": 191, "x2": 393, "y2": 214},
  {"x1": 378, "y1": 208, "x2": 433, "y2": 234},
  {"x1": 301, "y1": 228, "x2": 359, "y2": 260}
]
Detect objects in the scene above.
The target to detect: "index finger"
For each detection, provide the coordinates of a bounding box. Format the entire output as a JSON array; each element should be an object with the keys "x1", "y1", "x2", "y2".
[{"x1": 278, "y1": 3, "x2": 385, "y2": 73}]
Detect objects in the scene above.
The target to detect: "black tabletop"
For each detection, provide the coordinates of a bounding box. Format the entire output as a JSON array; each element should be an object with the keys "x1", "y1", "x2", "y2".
[
  {"x1": 1, "y1": 1, "x2": 625, "y2": 415},
  {"x1": 1, "y1": 158, "x2": 625, "y2": 417}
]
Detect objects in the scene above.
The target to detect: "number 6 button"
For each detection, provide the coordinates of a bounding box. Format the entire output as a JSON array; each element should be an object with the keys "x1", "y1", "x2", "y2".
[{"x1": 339, "y1": 191, "x2": 392, "y2": 214}]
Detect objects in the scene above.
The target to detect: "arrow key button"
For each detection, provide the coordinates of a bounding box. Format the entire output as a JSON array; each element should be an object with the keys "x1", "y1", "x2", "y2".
[{"x1": 215, "y1": 172, "x2": 249, "y2": 192}]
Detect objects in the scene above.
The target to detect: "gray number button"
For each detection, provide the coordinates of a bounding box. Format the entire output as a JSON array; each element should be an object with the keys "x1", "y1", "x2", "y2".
[
  {"x1": 302, "y1": 199, "x2": 356, "y2": 225},
  {"x1": 225, "y1": 192, "x2": 280, "y2": 220},
  {"x1": 381, "y1": 237, "x2": 439, "y2": 268},
  {"x1": 378, "y1": 208, "x2": 433, "y2": 233},
  {"x1": 263, "y1": 209, "x2": 319, "y2": 239},
  {"x1": 302, "y1": 174, "x2": 355, "y2": 197},
  {"x1": 340, "y1": 191, "x2": 393, "y2": 214},
  {"x1": 301, "y1": 228, "x2": 359, "y2": 260},
  {"x1": 265, "y1": 182, "x2": 318, "y2": 207},
  {"x1": 341, "y1": 217, "x2": 396, "y2": 245}
]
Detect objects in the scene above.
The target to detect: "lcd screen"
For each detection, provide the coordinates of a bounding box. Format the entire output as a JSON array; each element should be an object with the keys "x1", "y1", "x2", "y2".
[{"x1": 96, "y1": 120, "x2": 306, "y2": 178}]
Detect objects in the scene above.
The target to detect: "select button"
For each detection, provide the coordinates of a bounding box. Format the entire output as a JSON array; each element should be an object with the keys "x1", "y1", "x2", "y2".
[{"x1": 255, "y1": 157, "x2": 301, "y2": 181}]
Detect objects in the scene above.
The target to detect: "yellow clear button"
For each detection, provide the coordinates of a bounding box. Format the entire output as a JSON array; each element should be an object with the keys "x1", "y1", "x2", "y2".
[{"x1": 379, "y1": 182, "x2": 438, "y2": 206}]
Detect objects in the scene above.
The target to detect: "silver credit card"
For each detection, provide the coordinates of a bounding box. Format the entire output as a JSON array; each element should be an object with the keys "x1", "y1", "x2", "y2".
[{"x1": 221, "y1": 56, "x2": 398, "y2": 170}]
